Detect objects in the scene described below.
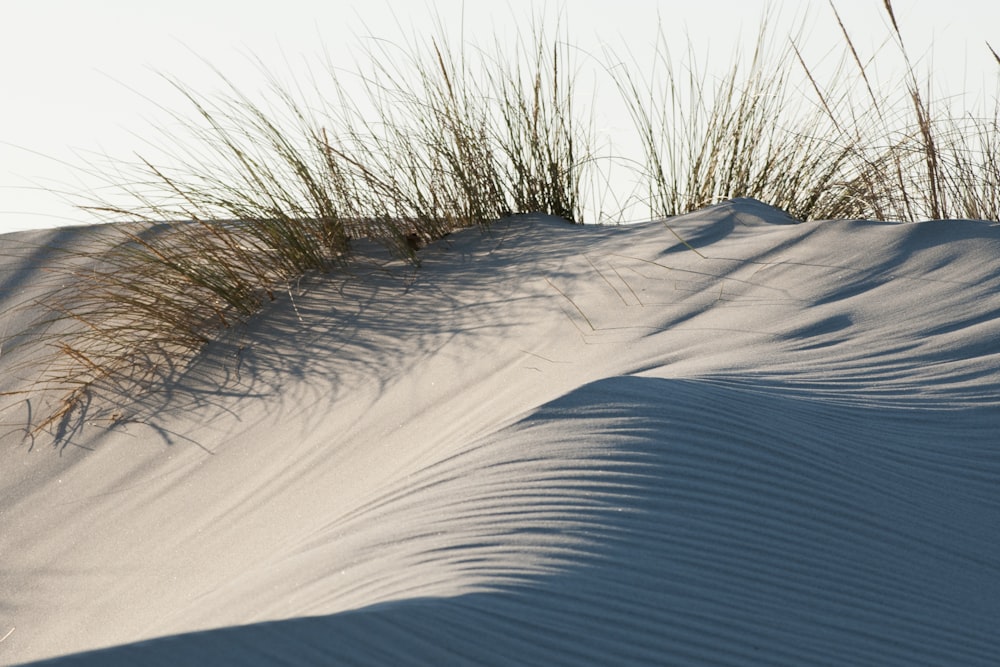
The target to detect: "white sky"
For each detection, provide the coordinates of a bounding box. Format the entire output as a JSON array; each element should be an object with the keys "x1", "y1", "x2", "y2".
[{"x1": 2, "y1": 0, "x2": 999, "y2": 233}]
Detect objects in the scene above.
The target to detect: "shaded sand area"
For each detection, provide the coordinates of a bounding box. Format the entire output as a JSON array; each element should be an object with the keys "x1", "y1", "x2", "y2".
[{"x1": 2, "y1": 199, "x2": 999, "y2": 664}]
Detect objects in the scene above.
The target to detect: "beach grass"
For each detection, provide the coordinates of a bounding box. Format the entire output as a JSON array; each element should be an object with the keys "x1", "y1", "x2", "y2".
[
  {"x1": 792, "y1": 1, "x2": 1000, "y2": 223},
  {"x1": 3, "y1": 0, "x2": 999, "y2": 443},
  {"x1": 610, "y1": 18, "x2": 861, "y2": 221},
  {"x1": 613, "y1": 2, "x2": 1000, "y2": 222}
]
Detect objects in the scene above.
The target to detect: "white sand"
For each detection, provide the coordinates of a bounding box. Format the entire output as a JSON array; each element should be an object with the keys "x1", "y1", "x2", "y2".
[{"x1": 2, "y1": 198, "x2": 999, "y2": 665}]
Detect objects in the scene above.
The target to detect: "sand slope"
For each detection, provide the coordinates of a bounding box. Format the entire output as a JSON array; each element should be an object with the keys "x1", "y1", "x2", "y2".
[{"x1": 2, "y1": 199, "x2": 999, "y2": 665}]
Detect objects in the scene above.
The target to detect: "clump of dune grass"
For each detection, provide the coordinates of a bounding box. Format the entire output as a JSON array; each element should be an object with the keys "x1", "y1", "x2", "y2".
[
  {"x1": 609, "y1": 17, "x2": 863, "y2": 221},
  {"x1": 613, "y1": 1, "x2": 1000, "y2": 223},
  {"x1": 795, "y1": 0, "x2": 1000, "y2": 223},
  {"x1": 2, "y1": 18, "x2": 594, "y2": 443}
]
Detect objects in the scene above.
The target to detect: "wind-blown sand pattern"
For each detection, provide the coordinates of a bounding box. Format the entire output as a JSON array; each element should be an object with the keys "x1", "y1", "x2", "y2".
[{"x1": 2, "y1": 199, "x2": 999, "y2": 665}]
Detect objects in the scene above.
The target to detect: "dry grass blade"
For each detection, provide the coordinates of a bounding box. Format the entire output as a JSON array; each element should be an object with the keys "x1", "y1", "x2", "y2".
[{"x1": 882, "y1": 0, "x2": 901, "y2": 39}]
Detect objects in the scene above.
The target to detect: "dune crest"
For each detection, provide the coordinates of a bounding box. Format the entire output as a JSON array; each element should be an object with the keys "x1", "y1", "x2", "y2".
[{"x1": 2, "y1": 199, "x2": 999, "y2": 665}]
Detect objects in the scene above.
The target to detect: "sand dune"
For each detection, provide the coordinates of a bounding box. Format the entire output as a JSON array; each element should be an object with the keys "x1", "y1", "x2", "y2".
[{"x1": 2, "y1": 199, "x2": 999, "y2": 665}]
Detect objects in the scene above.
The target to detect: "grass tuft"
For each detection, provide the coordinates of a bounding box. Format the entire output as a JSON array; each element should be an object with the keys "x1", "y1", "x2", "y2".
[
  {"x1": 2, "y1": 14, "x2": 594, "y2": 442},
  {"x1": 610, "y1": 16, "x2": 862, "y2": 220}
]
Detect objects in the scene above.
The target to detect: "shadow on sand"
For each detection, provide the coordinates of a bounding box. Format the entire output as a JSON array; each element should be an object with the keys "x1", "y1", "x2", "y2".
[{"x1": 19, "y1": 375, "x2": 1000, "y2": 666}]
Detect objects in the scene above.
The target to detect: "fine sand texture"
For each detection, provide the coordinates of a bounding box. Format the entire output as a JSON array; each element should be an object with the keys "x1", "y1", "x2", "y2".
[{"x1": 2, "y1": 199, "x2": 999, "y2": 665}]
